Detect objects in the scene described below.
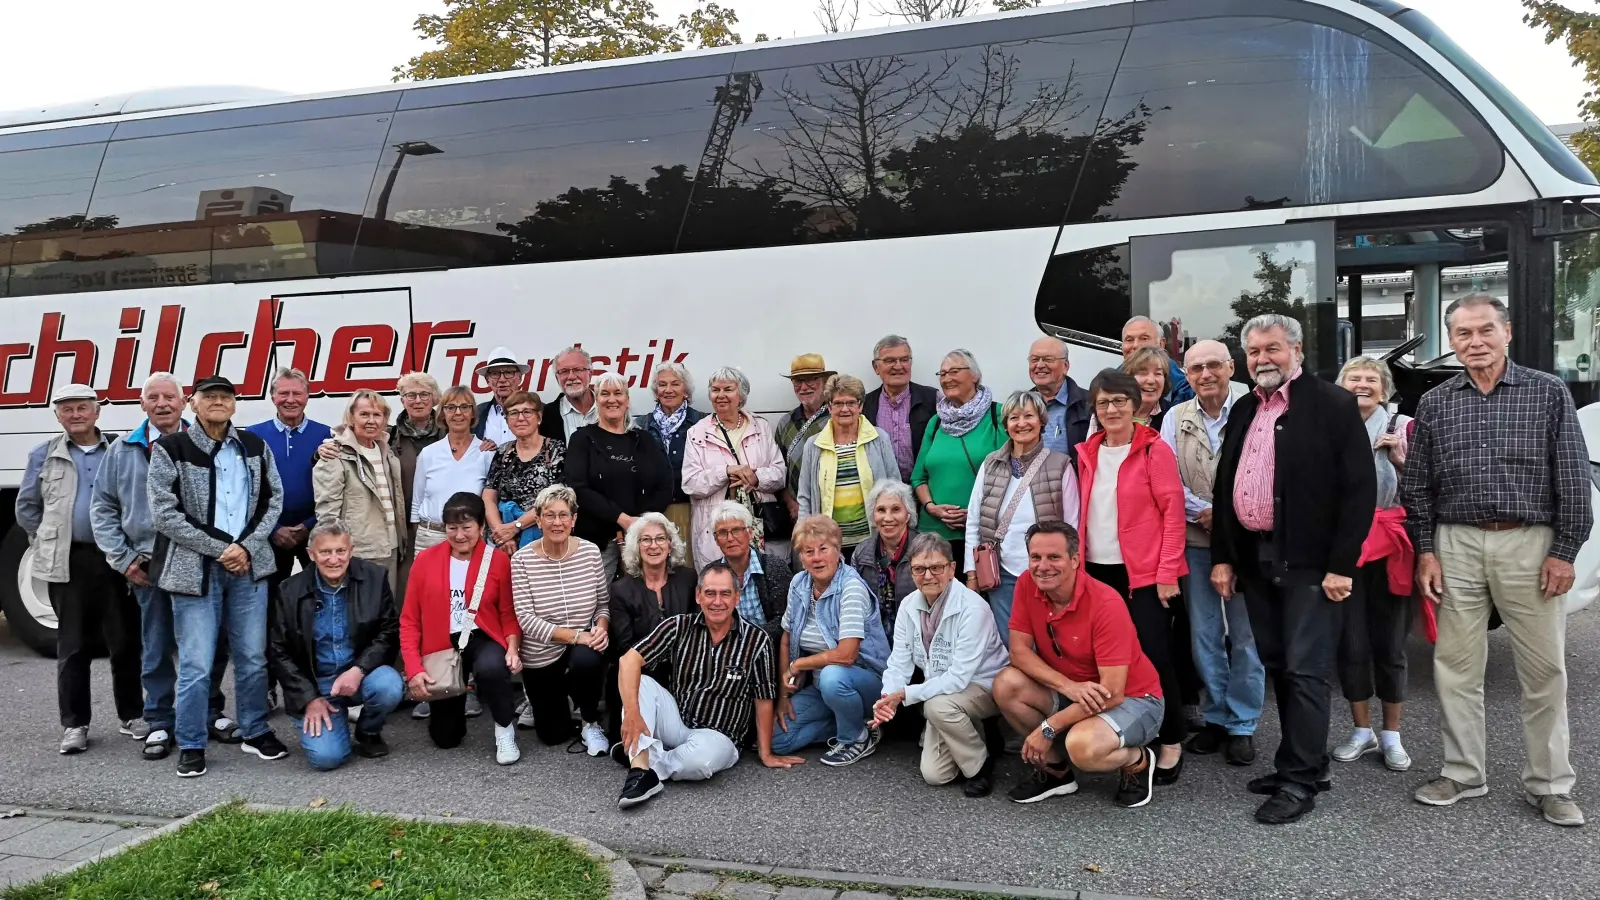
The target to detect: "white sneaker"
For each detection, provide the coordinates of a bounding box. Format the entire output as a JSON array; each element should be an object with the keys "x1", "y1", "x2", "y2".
[
  {"x1": 494, "y1": 723, "x2": 521, "y2": 766},
  {"x1": 581, "y1": 722, "x2": 609, "y2": 757}
]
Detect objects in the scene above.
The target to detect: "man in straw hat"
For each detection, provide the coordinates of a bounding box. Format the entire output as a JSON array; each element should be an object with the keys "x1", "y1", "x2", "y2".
[{"x1": 776, "y1": 354, "x2": 837, "y2": 512}]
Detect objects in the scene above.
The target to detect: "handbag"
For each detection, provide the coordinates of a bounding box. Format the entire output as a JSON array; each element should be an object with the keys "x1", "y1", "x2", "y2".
[
  {"x1": 717, "y1": 421, "x2": 794, "y2": 542},
  {"x1": 418, "y1": 547, "x2": 494, "y2": 701},
  {"x1": 972, "y1": 449, "x2": 1048, "y2": 593}
]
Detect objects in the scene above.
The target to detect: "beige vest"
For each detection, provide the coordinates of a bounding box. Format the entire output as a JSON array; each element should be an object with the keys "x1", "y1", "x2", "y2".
[{"x1": 1172, "y1": 385, "x2": 1245, "y2": 548}]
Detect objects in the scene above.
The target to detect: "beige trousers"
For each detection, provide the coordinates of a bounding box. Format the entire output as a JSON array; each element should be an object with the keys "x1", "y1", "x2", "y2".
[
  {"x1": 413, "y1": 524, "x2": 448, "y2": 557},
  {"x1": 919, "y1": 683, "x2": 999, "y2": 785},
  {"x1": 363, "y1": 551, "x2": 401, "y2": 596},
  {"x1": 1434, "y1": 524, "x2": 1573, "y2": 794}
]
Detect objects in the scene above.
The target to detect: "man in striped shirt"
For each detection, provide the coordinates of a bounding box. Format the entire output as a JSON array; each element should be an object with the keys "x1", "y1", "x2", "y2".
[{"x1": 613, "y1": 563, "x2": 804, "y2": 808}]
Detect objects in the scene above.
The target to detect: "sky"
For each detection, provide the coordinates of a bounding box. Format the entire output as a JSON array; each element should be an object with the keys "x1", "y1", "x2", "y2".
[{"x1": 0, "y1": 0, "x2": 1586, "y2": 125}]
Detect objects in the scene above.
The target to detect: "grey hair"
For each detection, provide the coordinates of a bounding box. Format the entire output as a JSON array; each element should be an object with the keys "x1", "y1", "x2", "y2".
[
  {"x1": 396, "y1": 371, "x2": 441, "y2": 398},
  {"x1": 269, "y1": 367, "x2": 310, "y2": 394},
  {"x1": 307, "y1": 518, "x2": 351, "y2": 545},
  {"x1": 942, "y1": 348, "x2": 982, "y2": 382},
  {"x1": 1001, "y1": 390, "x2": 1049, "y2": 428},
  {"x1": 534, "y1": 483, "x2": 578, "y2": 514},
  {"x1": 592, "y1": 371, "x2": 632, "y2": 420},
  {"x1": 706, "y1": 366, "x2": 751, "y2": 408},
  {"x1": 865, "y1": 479, "x2": 915, "y2": 518},
  {"x1": 621, "y1": 512, "x2": 687, "y2": 577},
  {"x1": 1241, "y1": 314, "x2": 1304, "y2": 346},
  {"x1": 141, "y1": 371, "x2": 183, "y2": 397},
  {"x1": 872, "y1": 334, "x2": 911, "y2": 361},
  {"x1": 555, "y1": 345, "x2": 592, "y2": 368},
  {"x1": 650, "y1": 362, "x2": 695, "y2": 403},
  {"x1": 907, "y1": 530, "x2": 953, "y2": 562},
  {"x1": 710, "y1": 499, "x2": 756, "y2": 530},
  {"x1": 1444, "y1": 292, "x2": 1511, "y2": 330},
  {"x1": 1123, "y1": 315, "x2": 1159, "y2": 333},
  {"x1": 1337, "y1": 355, "x2": 1396, "y2": 401}
]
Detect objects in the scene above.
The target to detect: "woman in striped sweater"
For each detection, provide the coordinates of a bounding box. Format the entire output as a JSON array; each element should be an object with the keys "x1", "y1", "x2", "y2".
[{"x1": 511, "y1": 483, "x2": 612, "y2": 755}]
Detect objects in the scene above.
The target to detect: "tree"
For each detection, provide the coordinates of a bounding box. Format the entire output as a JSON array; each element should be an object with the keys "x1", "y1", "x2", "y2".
[
  {"x1": 872, "y1": 0, "x2": 982, "y2": 21},
  {"x1": 993, "y1": 0, "x2": 1042, "y2": 9},
  {"x1": 815, "y1": 0, "x2": 861, "y2": 33},
  {"x1": 13, "y1": 214, "x2": 120, "y2": 235},
  {"x1": 1523, "y1": 0, "x2": 1600, "y2": 172},
  {"x1": 1223, "y1": 252, "x2": 1310, "y2": 347}
]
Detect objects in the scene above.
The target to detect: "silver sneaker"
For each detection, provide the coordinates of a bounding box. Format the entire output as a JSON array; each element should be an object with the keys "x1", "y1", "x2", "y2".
[
  {"x1": 1527, "y1": 792, "x2": 1586, "y2": 827},
  {"x1": 1332, "y1": 734, "x2": 1378, "y2": 763},
  {"x1": 464, "y1": 692, "x2": 483, "y2": 718},
  {"x1": 1415, "y1": 776, "x2": 1488, "y2": 806},
  {"x1": 59, "y1": 726, "x2": 89, "y2": 755},
  {"x1": 120, "y1": 718, "x2": 151, "y2": 740},
  {"x1": 1383, "y1": 742, "x2": 1413, "y2": 772},
  {"x1": 517, "y1": 705, "x2": 537, "y2": 729},
  {"x1": 411, "y1": 701, "x2": 431, "y2": 720}
]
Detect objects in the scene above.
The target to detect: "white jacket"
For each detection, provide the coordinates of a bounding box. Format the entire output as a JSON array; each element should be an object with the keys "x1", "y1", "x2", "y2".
[{"x1": 881, "y1": 581, "x2": 1010, "y2": 705}]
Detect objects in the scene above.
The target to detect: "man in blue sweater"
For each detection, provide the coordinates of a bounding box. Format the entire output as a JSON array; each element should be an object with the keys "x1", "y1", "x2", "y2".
[{"x1": 245, "y1": 368, "x2": 333, "y2": 619}]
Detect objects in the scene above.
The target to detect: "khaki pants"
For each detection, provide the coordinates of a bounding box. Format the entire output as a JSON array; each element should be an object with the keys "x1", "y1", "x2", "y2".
[
  {"x1": 665, "y1": 502, "x2": 696, "y2": 570},
  {"x1": 1434, "y1": 524, "x2": 1573, "y2": 794},
  {"x1": 413, "y1": 524, "x2": 448, "y2": 557},
  {"x1": 919, "y1": 683, "x2": 999, "y2": 785}
]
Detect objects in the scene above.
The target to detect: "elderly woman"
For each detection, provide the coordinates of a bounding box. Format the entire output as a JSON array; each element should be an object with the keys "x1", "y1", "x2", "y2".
[
  {"x1": 851, "y1": 480, "x2": 920, "y2": 641},
  {"x1": 682, "y1": 366, "x2": 788, "y2": 566},
  {"x1": 963, "y1": 390, "x2": 1081, "y2": 634},
  {"x1": 483, "y1": 391, "x2": 565, "y2": 555},
  {"x1": 797, "y1": 374, "x2": 899, "y2": 560},
  {"x1": 635, "y1": 363, "x2": 706, "y2": 568},
  {"x1": 314, "y1": 390, "x2": 407, "y2": 590},
  {"x1": 1077, "y1": 368, "x2": 1189, "y2": 783},
  {"x1": 410, "y1": 386, "x2": 493, "y2": 557},
  {"x1": 1332, "y1": 356, "x2": 1415, "y2": 772},
  {"x1": 769, "y1": 515, "x2": 893, "y2": 766},
  {"x1": 511, "y1": 484, "x2": 612, "y2": 755},
  {"x1": 399, "y1": 492, "x2": 522, "y2": 763},
  {"x1": 709, "y1": 500, "x2": 791, "y2": 653},
  {"x1": 872, "y1": 533, "x2": 1010, "y2": 796},
  {"x1": 1123, "y1": 346, "x2": 1173, "y2": 430},
  {"x1": 912, "y1": 349, "x2": 1005, "y2": 572},
  {"x1": 606, "y1": 513, "x2": 697, "y2": 738},
  {"x1": 391, "y1": 372, "x2": 444, "y2": 514},
  {"x1": 567, "y1": 372, "x2": 673, "y2": 582}
]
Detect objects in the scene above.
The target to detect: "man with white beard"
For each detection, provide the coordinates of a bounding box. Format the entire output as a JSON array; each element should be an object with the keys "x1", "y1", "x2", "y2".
[{"x1": 1209, "y1": 315, "x2": 1375, "y2": 825}]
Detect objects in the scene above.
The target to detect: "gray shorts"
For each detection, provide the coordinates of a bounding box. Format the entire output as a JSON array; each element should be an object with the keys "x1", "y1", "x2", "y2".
[{"x1": 1052, "y1": 692, "x2": 1165, "y2": 749}]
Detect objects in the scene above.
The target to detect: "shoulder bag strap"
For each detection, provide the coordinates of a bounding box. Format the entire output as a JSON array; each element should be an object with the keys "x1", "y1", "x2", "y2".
[
  {"x1": 456, "y1": 548, "x2": 495, "y2": 650},
  {"x1": 993, "y1": 450, "x2": 1049, "y2": 540}
]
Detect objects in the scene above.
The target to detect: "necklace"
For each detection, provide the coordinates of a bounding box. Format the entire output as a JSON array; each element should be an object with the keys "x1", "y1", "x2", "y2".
[{"x1": 538, "y1": 538, "x2": 574, "y2": 562}]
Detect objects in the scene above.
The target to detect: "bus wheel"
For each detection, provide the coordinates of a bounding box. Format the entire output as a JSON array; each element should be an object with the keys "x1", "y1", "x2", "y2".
[{"x1": 0, "y1": 526, "x2": 57, "y2": 657}]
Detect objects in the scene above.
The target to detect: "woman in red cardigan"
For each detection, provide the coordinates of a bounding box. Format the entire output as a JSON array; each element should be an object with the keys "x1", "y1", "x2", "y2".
[
  {"x1": 1076, "y1": 369, "x2": 1190, "y2": 785},
  {"x1": 400, "y1": 491, "x2": 523, "y2": 763}
]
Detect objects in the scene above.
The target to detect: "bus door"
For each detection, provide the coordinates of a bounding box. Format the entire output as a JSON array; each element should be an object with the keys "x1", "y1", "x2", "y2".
[{"x1": 269, "y1": 286, "x2": 415, "y2": 418}]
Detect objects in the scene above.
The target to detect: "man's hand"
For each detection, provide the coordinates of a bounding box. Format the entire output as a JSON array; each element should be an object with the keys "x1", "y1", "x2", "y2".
[
  {"x1": 1210, "y1": 563, "x2": 1235, "y2": 598},
  {"x1": 1417, "y1": 553, "x2": 1444, "y2": 605},
  {"x1": 1197, "y1": 508, "x2": 1213, "y2": 532},
  {"x1": 621, "y1": 707, "x2": 650, "y2": 758},
  {"x1": 1322, "y1": 573, "x2": 1353, "y2": 602},
  {"x1": 784, "y1": 493, "x2": 799, "y2": 519},
  {"x1": 761, "y1": 752, "x2": 806, "y2": 768},
  {"x1": 1021, "y1": 724, "x2": 1056, "y2": 768},
  {"x1": 406, "y1": 672, "x2": 436, "y2": 701},
  {"x1": 1061, "y1": 679, "x2": 1111, "y2": 714},
  {"x1": 871, "y1": 691, "x2": 904, "y2": 727},
  {"x1": 316, "y1": 441, "x2": 340, "y2": 461},
  {"x1": 776, "y1": 696, "x2": 796, "y2": 731},
  {"x1": 1541, "y1": 557, "x2": 1576, "y2": 601},
  {"x1": 124, "y1": 560, "x2": 150, "y2": 588},
  {"x1": 270, "y1": 526, "x2": 295, "y2": 549},
  {"x1": 219, "y1": 543, "x2": 250, "y2": 574},
  {"x1": 302, "y1": 697, "x2": 334, "y2": 738},
  {"x1": 1156, "y1": 583, "x2": 1179, "y2": 607},
  {"x1": 330, "y1": 667, "x2": 364, "y2": 698}
]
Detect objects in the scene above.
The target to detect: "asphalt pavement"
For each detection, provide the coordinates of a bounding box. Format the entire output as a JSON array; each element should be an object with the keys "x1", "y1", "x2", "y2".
[{"x1": 1, "y1": 610, "x2": 1596, "y2": 900}]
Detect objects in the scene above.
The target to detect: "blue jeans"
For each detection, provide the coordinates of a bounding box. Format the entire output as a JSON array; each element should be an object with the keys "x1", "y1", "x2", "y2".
[
  {"x1": 297, "y1": 665, "x2": 404, "y2": 771},
  {"x1": 987, "y1": 570, "x2": 1019, "y2": 636},
  {"x1": 771, "y1": 664, "x2": 882, "y2": 752},
  {"x1": 135, "y1": 584, "x2": 228, "y2": 732},
  {"x1": 171, "y1": 564, "x2": 271, "y2": 750},
  {"x1": 1184, "y1": 546, "x2": 1265, "y2": 735}
]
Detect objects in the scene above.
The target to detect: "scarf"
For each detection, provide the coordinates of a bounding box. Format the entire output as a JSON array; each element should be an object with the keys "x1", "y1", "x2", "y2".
[
  {"x1": 1008, "y1": 441, "x2": 1045, "y2": 479},
  {"x1": 652, "y1": 403, "x2": 690, "y2": 442},
  {"x1": 390, "y1": 412, "x2": 443, "y2": 449},
  {"x1": 920, "y1": 584, "x2": 951, "y2": 653},
  {"x1": 937, "y1": 385, "x2": 994, "y2": 437},
  {"x1": 1366, "y1": 406, "x2": 1401, "y2": 510}
]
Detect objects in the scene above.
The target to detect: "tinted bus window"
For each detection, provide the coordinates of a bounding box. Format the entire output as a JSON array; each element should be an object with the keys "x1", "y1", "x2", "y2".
[
  {"x1": 2, "y1": 142, "x2": 110, "y2": 297},
  {"x1": 1082, "y1": 17, "x2": 1503, "y2": 222},
  {"x1": 1035, "y1": 243, "x2": 1132, "y2": 343}
]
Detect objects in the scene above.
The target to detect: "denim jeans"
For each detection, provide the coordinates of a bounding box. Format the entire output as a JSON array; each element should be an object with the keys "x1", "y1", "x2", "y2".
[
  {"x1": 171, "y1": 564, "x2": 271, "y2": 751},
  {"x1": 986, "y1": 570, "x2": 1020, "y2": 637},
  {"x1": 297, "y1": 665, "x2": 405, "y2": 771},
  {"x1": 1184, "y1": 546, "x2": 1265, "y2": 735},
  {"x1": 771, "y1": 663, "x2": 882, "y2": 752},
  {"x1": 135, "y1": 584, "x2": 228, "y2": 732}
]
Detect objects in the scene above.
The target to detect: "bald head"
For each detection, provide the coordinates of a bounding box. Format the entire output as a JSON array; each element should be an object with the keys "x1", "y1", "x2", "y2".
[
  {"x1": 1027, "y1": 336, "x2": 1070, "y2": 395},
  {"x1": 1121, "y1": 316, "x2": 1163, "y2": 358},
  {"x1": 1184, "y1": 339, "x2": 1234, "y2": 406}
]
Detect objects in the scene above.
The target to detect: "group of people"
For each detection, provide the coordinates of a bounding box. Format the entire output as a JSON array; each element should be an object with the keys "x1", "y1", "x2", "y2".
[{"x1": 20, "y1": 297, "x2": 1588, "y2": 826}]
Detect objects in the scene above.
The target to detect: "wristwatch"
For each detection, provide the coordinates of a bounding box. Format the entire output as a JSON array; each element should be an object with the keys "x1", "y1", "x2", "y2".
[{"x1": 1039, "y1": 721, "x2": 1058, "y2": 741}]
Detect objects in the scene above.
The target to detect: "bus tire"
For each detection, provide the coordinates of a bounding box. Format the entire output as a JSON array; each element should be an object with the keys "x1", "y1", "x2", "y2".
[{"x1": 0, "y1": 526, "x2": 57, "y2": 658}]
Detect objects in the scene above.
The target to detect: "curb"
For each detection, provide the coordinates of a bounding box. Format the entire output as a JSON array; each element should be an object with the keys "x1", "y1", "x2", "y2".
[{"x1": 1, "y1": 804, "x2": 180, "y2": 829}]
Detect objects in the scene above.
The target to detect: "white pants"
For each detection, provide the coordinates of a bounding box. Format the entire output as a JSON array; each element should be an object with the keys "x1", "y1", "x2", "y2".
[{"x1": 630, "y1": 676, "x2": 740, "y2": 782}]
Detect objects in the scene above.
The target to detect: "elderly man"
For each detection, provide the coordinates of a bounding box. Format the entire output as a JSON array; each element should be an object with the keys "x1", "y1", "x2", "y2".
[
  {"x1": 1025, "y1": 336, "x2": 1092, "y2": 462},
  {"x1": 473, "y1": 346, "x2": 530, "y2": 446},
  {"x1": 93, "y1": 373, "x2": 237, "y2": 759},
  {"x1": 1159, "y1": 341, "x2": 1260, "y2": 766},
  {"x1": 1402, "y1": 295, "x2": 1591, "y2": 828},
  {"x1": 1211, "y1": 315, "x2": 1375, "y2": 824},
  {"x1": 270, "y1": 520, "x2": 403, "y2": 770},
  {"x1": 710, "y1": 501, "x2": 791, "y2": 661},
  {"x1": 1122, "y1": 316, "x2": 1195, "y2": 404},
  {"x1": 776, "y1": 353, "x2": 835, "y2": 513},
  {"x1": 149, "y1": 375, "x2": 287, "y2": 777},
  {"x1": 18, "y1": 383, "x2": 142, "y2": 755},
  {"x1": 614, "y1": 562, "x2": 803, "y2": 808},
  {"x1": 541, "y1": 345, "x2": 598, "y2": 444},
  {"x1": 862, "y1": 335, "x2": 937, "y2": 481}
]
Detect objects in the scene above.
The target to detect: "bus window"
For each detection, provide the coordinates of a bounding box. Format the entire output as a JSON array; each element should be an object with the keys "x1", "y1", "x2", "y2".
[
  {"x1": 1034, "y1": 242, "x2": 1132, "y2": 351},
  {"x1": 2, "y1": 142, "x2": 112, "y2": 297},
  {"x1": 1556, "y1": 230, "x2": 1600, "y2": 384}
]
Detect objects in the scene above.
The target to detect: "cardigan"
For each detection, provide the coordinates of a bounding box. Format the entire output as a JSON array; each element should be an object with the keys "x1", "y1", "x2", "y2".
[
  {"x1": 399, "y1": 542, "x2": 520, "y2": 676},
  {"x1": 244, "y1": 417, "x2": 333, "y2": 529}
]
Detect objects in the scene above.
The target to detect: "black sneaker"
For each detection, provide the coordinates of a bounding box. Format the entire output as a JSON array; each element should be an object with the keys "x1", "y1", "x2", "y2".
[
  {"x1": 963, "y1": 751, "x2": 998, "y2": 798},
  {"x1": 242, "y1": 731, "x2": 289, "y2": 761},
  {"x1": 354, "y1": 730, "x2": 389, "y2": 759},
  {"x1": 1007, "y1": 765, "x2": 1078, "y2": 804},
  {"x1": 1248, "y1": 773, "x2": 1331, "y2": 795},
  {"x1": 1187, "y1": 724, "x2": 1225, "y2": 755},
  {"x1": 1225, "y1": 735, "x2": 1256, "y2": 766},
  {"x1": 177, "y1": 749, "x2": 207, "y2": 778},
  {"x1": 618, "y1": 767, "x2": 662, "y2": 809},
  {"x1": 1115, "y1": 748, "x2": 1156, "y2": 808},
  {"x1": 609, "y1": 742, "x2": 632, "y2": 769},
  {"x1": 1256, "y1": 788, "x2": 1315, "y2": 825}
]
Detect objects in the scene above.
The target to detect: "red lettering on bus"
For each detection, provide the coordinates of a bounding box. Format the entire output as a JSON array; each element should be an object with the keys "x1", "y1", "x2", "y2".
[
  {"x1": 322, "y1": 324, "x2": 398, "y2": 395},
  {"x1": 34, "y1": 313, "x2": 96, "y2": 405}
]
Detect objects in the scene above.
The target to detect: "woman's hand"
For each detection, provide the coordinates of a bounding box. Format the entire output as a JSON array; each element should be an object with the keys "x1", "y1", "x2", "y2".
[
  {"x1": 1156, "y1": 582, "x2": 1180, "y2": 607},
  {"x1": 490, "y1": 522, "x2": 521, "y2": 546},
  {"x1": 871, "y1": 691, "x2": 904, "y2": 727},
  {"x1": 776, "y1": 696, "x2": 796, "y2": 731},
  {"x1": 934, "y1": 504, "x2": 968, "y2": 529},
  {"x1": 1376, "y1": 432, "x2": 1407, "y2": 468},
  {"x1": 406, "y1": 671, "x2": 436, "y2": 701},
  {"x1": 504, "y1": 645, "x2": 523, "y2": 675},
  {"x1": 586, "y1": 624, "x2": 610, "y2": 654}
]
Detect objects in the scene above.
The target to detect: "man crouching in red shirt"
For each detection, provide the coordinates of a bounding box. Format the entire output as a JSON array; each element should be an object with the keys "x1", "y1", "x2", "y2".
[{"x1": 993, "y1": 521, "x2": 1165, "y2": 808}]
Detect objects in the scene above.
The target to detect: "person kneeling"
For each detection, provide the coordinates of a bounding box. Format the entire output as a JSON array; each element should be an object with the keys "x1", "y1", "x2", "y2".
[
  {"x1": 993, "y1": 522, "x2": 1166, "y2": 809},
  {"x1": 270, "y1": 520, "x2": 404, "y2": 771},
  {"x1": 616, "y1": 563, "x2": 804, "y2": 808},
  {"x1": 872, "y1": 533, "x2": 1010, "y2": 797}
]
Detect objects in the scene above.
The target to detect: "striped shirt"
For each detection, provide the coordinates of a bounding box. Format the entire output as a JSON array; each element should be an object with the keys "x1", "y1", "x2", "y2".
[
  {"x1": 832, "y1": 441, "x2": 870, "y2": 547},
  {"x1": 634, "y1": 613, "x2": 776, "y2": 740},
  {"x1": 356, "y1": 442, "x2": 399, "y2": 541},
  {"x1": 796, "y1": 579, "x2": 869, "y2": 655},
  {"x1": 510, "y1": 537, "x2": 610, "y2": 668},
  {"x1": 1233, "y1": 372, "x2": 1296, "y2": 532}
]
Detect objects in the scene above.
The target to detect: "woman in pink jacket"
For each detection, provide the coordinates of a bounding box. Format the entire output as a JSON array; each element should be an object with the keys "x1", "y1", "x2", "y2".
[
  {"x1": 681, "y1": 366, "x2": 789, "y2": 566},
  {"x1": 1076, "y1": 368, "x2": 1190, "y2": 785}
]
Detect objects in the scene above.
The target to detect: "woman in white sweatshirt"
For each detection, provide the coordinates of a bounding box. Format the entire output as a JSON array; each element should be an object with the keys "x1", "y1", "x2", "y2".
[{"x1": 872, "y1": 532, "x2": 1011, "y2": 797}]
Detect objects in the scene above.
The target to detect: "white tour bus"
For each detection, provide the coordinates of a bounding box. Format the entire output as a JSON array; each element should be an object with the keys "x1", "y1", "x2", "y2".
[{"x1": 2, "y1": 0, "x2": 1599, "y2": 654}]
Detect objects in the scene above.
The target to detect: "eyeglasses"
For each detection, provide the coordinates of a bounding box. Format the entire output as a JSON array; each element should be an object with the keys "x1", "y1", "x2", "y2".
[
  {"x1": 441, "y1": 404, "x2": 473, "y2": 413},
  {"x1": 541, "y1": 510, "x2": 573, "y2": 521},
  {"x1": 1185, "y1": 360, "x2": 1229, "y2": 376},
  {"x1": 1027, "y1": 355, "x2": 1066, "y2": 366},
  {"x1": 401, "y1": 391, "x2": 433, "y2": 402},
  {"x1": 875, "y1": 355, "x2": 912, "y2": 367},
  {"x1": 713, "y1": 527, "x2": 748, "y2": 540},
  {"x1": 1093, "y1": 396, "x2": 1132, "y2": 412},
  {"x1": 935, "y1": 366, "x2": 971, "y2": 378},
  {"x1": 485, "y1": 369, "x2": 521, "y2": 379},
  {"x1": 506, "y1": 409, "x2": 537, "y2": 419},
  {"x1": 555, "y1": 367, "x2": 589, "y2": 378},
  {"x1": 910, "y1": 563, "x2": 949, "y2": 578},
  {"x1": 639, "y1": 534, "x2": 671, "y2": 546},
  {"x1": 1045, "y1": 620, "x2": 1065, "y2": 657},
  {"x1": 829, "y1": 399, "x2": 861, "y2": 409}
]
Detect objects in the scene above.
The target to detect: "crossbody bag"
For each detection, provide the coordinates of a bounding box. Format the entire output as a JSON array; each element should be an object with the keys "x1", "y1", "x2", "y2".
[
  {"x1": 972, "y1": 449, "x2": 1047, "y2": 592},
  {"x1": 419, "y1": 550, "x2": 493, "y2": 700}
]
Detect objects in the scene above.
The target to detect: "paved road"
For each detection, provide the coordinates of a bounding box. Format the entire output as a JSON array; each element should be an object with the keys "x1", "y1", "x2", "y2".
[{"x1": 2, "y1": 610, "x2": 1596, "y2": 900}]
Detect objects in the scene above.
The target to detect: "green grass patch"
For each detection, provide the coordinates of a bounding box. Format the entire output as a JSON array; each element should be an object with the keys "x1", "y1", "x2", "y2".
[{"x1": 7, "y1": 804, "x2": 609, "y2": 900}]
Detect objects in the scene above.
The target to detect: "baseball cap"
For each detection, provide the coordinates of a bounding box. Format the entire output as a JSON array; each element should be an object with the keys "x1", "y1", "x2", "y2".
[{"x1": 193, "y1": 375, "x2": 238, "y2": 395}]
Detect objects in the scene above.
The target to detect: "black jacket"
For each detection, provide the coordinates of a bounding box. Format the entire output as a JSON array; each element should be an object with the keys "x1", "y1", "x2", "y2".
[
  {"x1": 1211, "y1": 370, "x2": 1376, "y2": 581},
  {"x1": 862, "y1": 382, "x2": 938, "y2": 473},
  {"x1": 268, "y1": 557, "x2": 399, "y2": 718},
  {"x1": 1057, "y1": 377, "x2": 1093, "y2": 464},
  {"x1": 609, "y1": 566, "x2": 699, "y2": 654},
  {"x1": 565, "y1": 424, "x2": 674, "y2": 547},
  {"x1": 634, "y1": 408, "x2": 707, "y2": 505}
]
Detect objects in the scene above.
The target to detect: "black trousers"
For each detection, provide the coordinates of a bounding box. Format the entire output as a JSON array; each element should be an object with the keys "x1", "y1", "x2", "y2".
[
  {"x1": 1242, "y1": 573, "x2": 1342, "y2": 795},
  {"x1": 428, "y1": 631, "x2": 516, "y2": 748},
  {"x1": 1170, "y1": 582, "x2": 1201, "y2": 708},
  {"x1": 1085, "y1": 562, "x2": 1187, "y2": 747},
  {"x1": 267, "y1": 539, "x2": 311, "y2": 693},
  {"x1": 522, "y1": 645, "x2": 605, "y2": 745},
  {"x1": 1337, "y1": 562, "x2": 1411, "y2": 705},
  {"x1": 50, "y1": 544, "x2": 142, "y2": 728}
]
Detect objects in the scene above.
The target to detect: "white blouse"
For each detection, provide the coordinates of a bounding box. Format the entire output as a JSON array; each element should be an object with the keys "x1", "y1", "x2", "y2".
[{"x1": 411, "y1": 439, "x2": 493, "y2": 524}]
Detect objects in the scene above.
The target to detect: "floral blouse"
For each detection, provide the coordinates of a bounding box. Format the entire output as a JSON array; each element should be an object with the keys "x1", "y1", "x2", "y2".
[{"x1": 484, "y1": 438, "x2": 565, "y2": 511}]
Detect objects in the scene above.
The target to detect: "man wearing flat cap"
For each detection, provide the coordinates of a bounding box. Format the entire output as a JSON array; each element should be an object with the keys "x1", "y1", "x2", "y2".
[
  {"x1": 776, "y1": 354, "x2": 837, "y2": 514},
  {"x1": 17, "y1": 383, "x2": 143, "y2": 756},
  {"x1": 147, "y1": 375, "x2": 286, "y2": 777}
]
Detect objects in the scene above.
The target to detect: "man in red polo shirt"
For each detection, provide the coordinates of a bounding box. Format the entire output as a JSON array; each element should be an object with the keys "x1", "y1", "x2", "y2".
[{"x1": 992, "y1": 521, "x2": 1165, "y2": 808}]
